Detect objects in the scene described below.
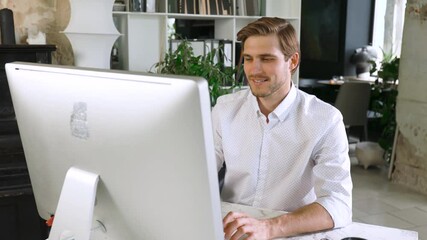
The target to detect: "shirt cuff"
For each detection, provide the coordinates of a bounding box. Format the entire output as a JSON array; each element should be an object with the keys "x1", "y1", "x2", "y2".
[{"x1": 316, "y1": 193, "x2": 352, "y2": 228}]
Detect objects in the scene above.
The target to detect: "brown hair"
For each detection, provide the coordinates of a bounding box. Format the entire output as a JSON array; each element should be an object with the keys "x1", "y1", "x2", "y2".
[{"x1": 236, "y1": 17, "x2": 300, "y2": 74}]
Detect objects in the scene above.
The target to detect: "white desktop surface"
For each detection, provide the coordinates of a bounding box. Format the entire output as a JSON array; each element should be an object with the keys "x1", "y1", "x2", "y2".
[{"x1": 221, "y1": 202, "x2": 418, "y2": 240}]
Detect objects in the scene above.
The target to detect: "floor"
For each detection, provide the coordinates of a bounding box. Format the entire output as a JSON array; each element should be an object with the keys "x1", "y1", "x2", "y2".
[{"x1": 350, "y1": 149, "x2": 427, "y2": 240}]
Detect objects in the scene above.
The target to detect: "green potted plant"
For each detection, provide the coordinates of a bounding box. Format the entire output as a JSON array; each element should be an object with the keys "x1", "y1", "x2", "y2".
[
  {"x1": 369, "y1": 51, "x2": 400, "y2": 162},
  {"x1": 152, "y1": 39, "x2": 241, "y2": 106}
]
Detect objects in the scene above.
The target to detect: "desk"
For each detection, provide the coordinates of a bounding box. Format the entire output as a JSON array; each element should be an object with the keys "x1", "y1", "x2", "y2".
[
  {"x1": 318, "y1": 80, "x2": 346, "y2": 86},
  {"x1": 221, "y1": 202, "x2": 418, "y2": 240},
  {"x1": 317, "y1": 76, "x2": 377, "y2": 86}
]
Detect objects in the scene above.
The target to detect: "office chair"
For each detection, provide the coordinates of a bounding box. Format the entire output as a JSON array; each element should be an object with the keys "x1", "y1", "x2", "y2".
[{"x1": 334, "y1": 81, "x2": 371, "y2": 143}]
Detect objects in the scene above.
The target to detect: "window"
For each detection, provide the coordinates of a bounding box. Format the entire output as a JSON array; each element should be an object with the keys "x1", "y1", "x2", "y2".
[{"x1": 372, "y1": 0, "x2": 406, "y2": 58}]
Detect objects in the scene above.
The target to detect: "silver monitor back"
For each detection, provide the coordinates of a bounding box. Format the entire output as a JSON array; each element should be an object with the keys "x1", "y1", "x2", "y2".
[{"x1": 6, "y1": 62, "x2": 222, "y2": 240}]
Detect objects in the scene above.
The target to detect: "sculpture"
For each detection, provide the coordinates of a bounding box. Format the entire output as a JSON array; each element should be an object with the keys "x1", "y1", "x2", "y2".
[{"x1": 350, "y1": 45, "x2": 377, "y2": 79}]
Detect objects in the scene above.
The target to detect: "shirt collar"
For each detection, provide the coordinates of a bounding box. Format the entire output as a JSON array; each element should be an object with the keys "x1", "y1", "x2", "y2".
[
  {"x1": 273, "y1": 82, "x2": 297, "y2": 121},
  {"x1": 248, "y1": 82, "x2": 297, "y2": 122}
]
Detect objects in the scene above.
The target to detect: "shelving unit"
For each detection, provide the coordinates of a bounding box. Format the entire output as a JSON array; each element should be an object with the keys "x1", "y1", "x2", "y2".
[{"x1": 112, "y1": 0, "x2": 301, "y2": 83}]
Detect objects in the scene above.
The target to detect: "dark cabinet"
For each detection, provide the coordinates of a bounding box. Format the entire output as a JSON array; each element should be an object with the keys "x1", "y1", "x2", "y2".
[
  {"x1": 299, "y1": 0, "x2": 375, "y2": 79},
  {"x1": 0, "y1": 45, "x2": 55, "y2": 240}
]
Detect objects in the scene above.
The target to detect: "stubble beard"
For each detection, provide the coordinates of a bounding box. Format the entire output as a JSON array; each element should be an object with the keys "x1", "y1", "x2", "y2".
[{"x1": 249, "y1": 78, "x2": 285, "y2": 99}]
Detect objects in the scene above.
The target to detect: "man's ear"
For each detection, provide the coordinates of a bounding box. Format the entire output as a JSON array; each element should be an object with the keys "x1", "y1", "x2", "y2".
[
  {"x1": 289, "y1": 52, "x2": 300, "y2": 71},
  {"x1": 288, "y1": 52, "x2": 300, "y2": 74}
]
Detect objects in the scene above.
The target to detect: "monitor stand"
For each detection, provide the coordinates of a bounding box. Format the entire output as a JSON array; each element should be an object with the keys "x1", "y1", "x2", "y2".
[{"x1": 48, "y1": 167, "x2": 99, "y2": 240}]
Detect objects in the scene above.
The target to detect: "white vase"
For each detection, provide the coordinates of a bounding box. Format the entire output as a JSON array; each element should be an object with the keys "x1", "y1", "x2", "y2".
[{"x1": 64, "y1": 0, "x2": 121, "y2": 69}]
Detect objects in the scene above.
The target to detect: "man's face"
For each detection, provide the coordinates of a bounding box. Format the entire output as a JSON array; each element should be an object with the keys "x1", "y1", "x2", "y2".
[{"x1": 243, "y1": 34, "x2": 297, "y2": 101}]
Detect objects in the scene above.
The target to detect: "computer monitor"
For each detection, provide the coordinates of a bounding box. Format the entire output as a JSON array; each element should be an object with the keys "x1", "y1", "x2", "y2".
[{"x1": 6, "y1": 62, "x2": 223, "y2": 240}]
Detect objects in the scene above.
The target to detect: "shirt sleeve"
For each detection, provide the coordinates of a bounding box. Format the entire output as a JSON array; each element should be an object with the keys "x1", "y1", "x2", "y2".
[{"x1": 312, "y1": 111, "x2": 353, "y2": 228}]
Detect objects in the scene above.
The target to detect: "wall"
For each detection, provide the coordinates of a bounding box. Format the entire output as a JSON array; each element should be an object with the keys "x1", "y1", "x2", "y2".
[
  {"x1": 0, "y1": 0, "x2": 73, "y2": 65},
  {"x1": 392, "y1": 0, "x2": 427, "y2": 195}
]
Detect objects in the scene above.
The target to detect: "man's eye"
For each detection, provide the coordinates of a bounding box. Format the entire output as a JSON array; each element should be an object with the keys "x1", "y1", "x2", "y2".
[{"x1": 262, "y1": 58, "x2": 274, "y2": 62}]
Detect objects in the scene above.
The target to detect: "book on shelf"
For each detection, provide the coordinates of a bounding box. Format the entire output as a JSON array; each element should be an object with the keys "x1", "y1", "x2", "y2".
[
  {"x1": 187, "y1": 0, "x2": 198, "y2": 14},
  {"x1": 146, "y1": 0, "x2": 157, "y2": 12},
  {"x1": 174, "y1": 0, "x2": 184, "y2": 14},
  {"x1": 129, "y1": 0, "x2": 142, "y2": 11},
  {"x1": 168, "y1": 1, "x2": 177, "y2": 13},
  {"x1": 236, "y1": 0, "x2": 261, "y2": 16},
  {"x1": 207, "y1": 0, "x2": 220, "y2": 15},
  {"x1": 129, "y1": 0, "x2": 158, "y2": 12},
  {"x1": 222, "y1": 0, "x2": 233, "y2": 15},
  {"x1": 236, "y1": 0, "x2": 246, "y2": 16},
  {"x1": 246, "y1": 0, "x2": 260, "y2": 16},
  {"x1": 113, "y1": 0, "x2": 126, "y2": 11},
  {"x1": 259, "y1": 0, "x2": 266, "y2": 16},
  {"x1": 172, "y1": 0, "x2": 232, "y2": 15},
  {"x1": 206, "y1": 0, "x2": 211, "y2": 14},
  {"x1": 198, "y1": 0, "x2": 206, "y2": 14}
]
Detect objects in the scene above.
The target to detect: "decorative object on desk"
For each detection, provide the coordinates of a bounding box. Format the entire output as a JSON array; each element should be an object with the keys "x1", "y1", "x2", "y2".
[
  {"x1": 350, "y1": 45, "x2": 377, "y2": 79},
  {"x1": 26, "y1": 25, "x2": 46, "y2": 44},
  {"x1": 153, "y1": 39, "x2": 241, "y2": 106},
  {"x1": 0, "y1": 8, "x2": 16, "y2": 44},
  {"x1": 63, "y1": 0, "x2": 121, "y2": 69},
  {"x1": 369, "y1": 51, "x2": 400, "y2": 162},
  {"x1": 331, "y1": 75, "x2": 344, "y2": 84}
]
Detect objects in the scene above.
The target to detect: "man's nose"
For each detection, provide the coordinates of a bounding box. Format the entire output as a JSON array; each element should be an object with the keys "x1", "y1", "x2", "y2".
[{"x1": 250, "y1": 59, "x2": 262, "y2": 74}]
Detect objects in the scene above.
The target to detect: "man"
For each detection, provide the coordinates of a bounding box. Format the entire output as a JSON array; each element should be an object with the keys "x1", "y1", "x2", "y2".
[{"x1": 211, "y1": 17, "x2": 352, "y2": 239}]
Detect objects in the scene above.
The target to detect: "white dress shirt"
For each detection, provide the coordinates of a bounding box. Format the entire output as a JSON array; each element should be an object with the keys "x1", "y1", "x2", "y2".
[{"x1": 211, "y1": 84, "x2": 353, "y2": 228}]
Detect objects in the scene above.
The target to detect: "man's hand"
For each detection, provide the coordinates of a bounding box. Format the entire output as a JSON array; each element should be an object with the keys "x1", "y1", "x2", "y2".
[
  {"x1": 222, "y1": 203, "x2": 335, "y2": 239},
  {"x1": 223, "y1": 211, "x2": 272, "y2": 240}
]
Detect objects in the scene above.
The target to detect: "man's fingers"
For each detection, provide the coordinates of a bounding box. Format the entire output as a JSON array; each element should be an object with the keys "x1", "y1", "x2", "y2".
[
  {"x1": 223, "y1": 211, "x2": 248, "y2": 225},
  {"x1": 229, "y1": 226, "x2": 248, "y2": 240},
  {"x1": 224, "y1": 215, "x2": 254, "y2": 240}
]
